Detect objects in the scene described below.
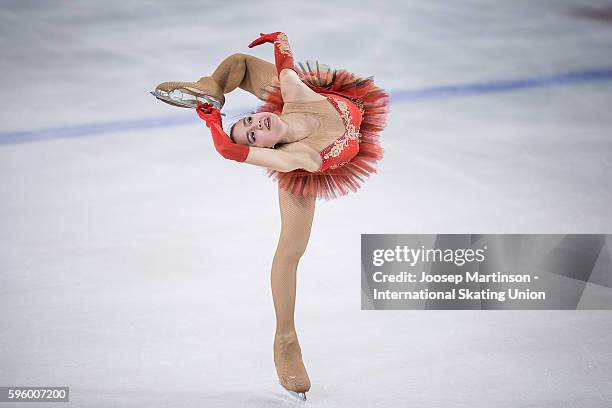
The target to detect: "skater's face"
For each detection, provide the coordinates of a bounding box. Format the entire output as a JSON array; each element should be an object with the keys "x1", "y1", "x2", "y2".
[{"x1": 230, "y1": 112, "x2": 283, "y2": 148}]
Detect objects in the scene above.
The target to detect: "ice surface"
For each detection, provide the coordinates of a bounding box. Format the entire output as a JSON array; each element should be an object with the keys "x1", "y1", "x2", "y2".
[{"x1": 1, "y1": 1, "x2": 612, "y2": 407}]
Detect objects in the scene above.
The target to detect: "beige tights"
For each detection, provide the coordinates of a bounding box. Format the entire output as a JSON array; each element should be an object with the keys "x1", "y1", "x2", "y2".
[
  {"x1": 155, "y1": 53, "x2": 277, "y2": 108},
  {"x1": 163, "y1": 55, "x2": 313, "y2": 392},
  {"x1": 271, "y1": 185, "x2": 316, "y2": 393},
  {"x1": 210, "y1": 53, "x2": 278, "y2": 101},
  {"x1": 214, "y1": 55, "x2": 313, "y2": 392}
]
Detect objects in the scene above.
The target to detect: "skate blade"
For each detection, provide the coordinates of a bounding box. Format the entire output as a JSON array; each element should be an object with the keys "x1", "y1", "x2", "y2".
[
  {"x1": 286, "y1": 390, "x2": 307, "y2": 401},
  {"x1": 150, "y1": 89, "x2": 222, "y2": 110},
  {"x1": 278, "y1": 381, "x2": 307, "y2": 401},
  {"x1": 289, "y1": 391, "x2": 306, "y2": 401}
]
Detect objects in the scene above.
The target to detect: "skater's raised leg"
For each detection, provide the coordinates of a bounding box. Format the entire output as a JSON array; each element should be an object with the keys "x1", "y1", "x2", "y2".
[{"x1": 152, "y1": 53, "x2": 277, "y2": 108}]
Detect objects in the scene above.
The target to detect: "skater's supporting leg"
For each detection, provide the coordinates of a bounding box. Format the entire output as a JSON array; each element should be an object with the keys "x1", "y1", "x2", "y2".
[
  {"x1": 271, "y1": 185, "x2": 315, "y2": 393},
  {"x1": 272, "y1": 185, "x2": 315, "y2": 334}
]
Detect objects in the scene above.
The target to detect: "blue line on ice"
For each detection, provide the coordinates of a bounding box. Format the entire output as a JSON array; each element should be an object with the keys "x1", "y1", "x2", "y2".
[
  {"x1": 390, "y1": 67, "x2": 612, "y2": 101},
  {"x1": 2, "y1": 67, "x2": 612, "y2": 145}
]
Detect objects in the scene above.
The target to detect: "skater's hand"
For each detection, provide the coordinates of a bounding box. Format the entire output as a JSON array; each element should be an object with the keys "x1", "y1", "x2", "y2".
[
  {"x1": 248, "y1": 32, "x2": 295, "y2": 76},
  {"x1": 197, "y1": 102, "x2": 222, "y2": 128},
  {"x1": 198, "y1": 102, "x2": 249, "y2": 162},
  {"x1": 248, "y1": 32, "x2": 282, "y2": 48}
]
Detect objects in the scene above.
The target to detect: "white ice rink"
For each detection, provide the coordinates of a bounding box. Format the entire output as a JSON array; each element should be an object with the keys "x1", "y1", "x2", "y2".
[{"x1": 1, "y1": 1, "x2": 612, "y2": 407}]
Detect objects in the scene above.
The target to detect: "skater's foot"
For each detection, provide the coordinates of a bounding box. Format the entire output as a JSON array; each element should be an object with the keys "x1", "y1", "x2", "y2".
[
  {"x1": 151, "y1": 77, "x2": 224, "y2": 109},
  {"x1": 274, "y1": 331, "x2": 311, "y2": 395}
]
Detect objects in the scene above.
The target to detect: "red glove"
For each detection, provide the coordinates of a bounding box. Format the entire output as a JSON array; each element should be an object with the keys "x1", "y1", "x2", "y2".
[
  {"x1": 248, "y1": 32, "x2": 296, "y2": 76},
  {"x1": 197, "y1": 102, "x2": 249, "y2": 163}
]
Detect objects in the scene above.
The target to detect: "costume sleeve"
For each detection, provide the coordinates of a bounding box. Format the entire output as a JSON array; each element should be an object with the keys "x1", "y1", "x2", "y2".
[
  {"x1": 247, "y1": 32, "x2": 298, "y2": 76},
  {"x1": 270, "y1": 33, "x2": 297, "y2": 76}
]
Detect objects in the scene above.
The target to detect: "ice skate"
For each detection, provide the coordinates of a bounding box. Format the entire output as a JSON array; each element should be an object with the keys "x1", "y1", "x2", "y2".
[
  {"x1": 274, "y1": 332, "x2": 311, "y2": 401},
  {"x1": 278, "y1": 380, "x2": 307, "y2": 401},
  {"x1": 151, "y1": 77, "x2": 225, "y2": 109}
]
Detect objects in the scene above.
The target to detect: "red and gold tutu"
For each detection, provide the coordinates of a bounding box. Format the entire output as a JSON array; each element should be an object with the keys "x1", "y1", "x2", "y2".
[{"x1": 257, "y1": 61, "x2": 389, "y2": 200}]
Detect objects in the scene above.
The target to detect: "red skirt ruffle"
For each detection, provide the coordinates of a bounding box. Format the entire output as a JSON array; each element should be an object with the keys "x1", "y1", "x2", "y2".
[{"x1": 257, "y1": 61, "x2": 389, "y2": 200}]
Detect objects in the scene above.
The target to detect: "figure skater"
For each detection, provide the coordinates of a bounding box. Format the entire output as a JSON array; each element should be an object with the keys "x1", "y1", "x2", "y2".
[{"x1": 151, "y1": 32, "x2": 389, "y2": 400}]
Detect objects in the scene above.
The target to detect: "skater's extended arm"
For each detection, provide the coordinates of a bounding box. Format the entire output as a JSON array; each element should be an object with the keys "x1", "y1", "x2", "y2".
[
  {"x1": 245, "y1": 143, "x2": 320, "y2": 172},
  {"x1": 248, "y1": 32, "x2": 297, "y2": 76},
  {"x1": 248, "y1": 32, "x2": 324, "y2": 103},
  {"x1": 197, "y1": 103, "x2": 319, "y2": 172}
]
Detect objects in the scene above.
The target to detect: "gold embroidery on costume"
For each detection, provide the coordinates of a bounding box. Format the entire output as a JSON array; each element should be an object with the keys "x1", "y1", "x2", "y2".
[
  {"x1": 353, "y1": 98, "x2": 366, "y2": 116},
  {"x1": 329, "y1": 159, "x2": 352, "y2": 170},
  {"x1": 322, "y1": 99, "x2": 360, "y2": 160},
  {"x1": 275, "y1": 33, "x2": 292, "y2": 56}
]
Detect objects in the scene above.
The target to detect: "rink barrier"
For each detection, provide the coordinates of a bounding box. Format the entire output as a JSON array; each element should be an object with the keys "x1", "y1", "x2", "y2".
[{"x1": 1, "y1": 67, "x2": 612, "y2": 144}]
